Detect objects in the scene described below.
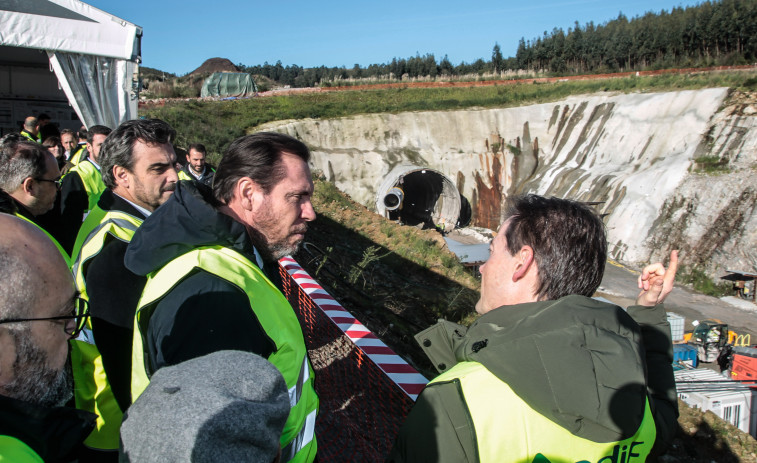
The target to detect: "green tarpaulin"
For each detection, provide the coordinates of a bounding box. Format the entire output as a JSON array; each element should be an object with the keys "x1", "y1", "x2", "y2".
[{"x1": 201, "y1": 72, "x2": 257, "y2": 98}]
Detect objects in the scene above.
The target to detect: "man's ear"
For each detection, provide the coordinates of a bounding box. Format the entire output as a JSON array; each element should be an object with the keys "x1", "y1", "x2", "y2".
[
  {"x1": 186, "y1": 154, "x2": 191, "y2": 162},
  {"x1": 20, "y1": 177, "x2": 35, "y2": 195},
  {"x1": 112, "y1": 165, "x2": 129, "y2": 187},
  {"x1": 236, "y1": 177, "x2": 265, "y2": 211},
  {"x1": 512, "y1": 245, "x2": 535, "y2": 282}
]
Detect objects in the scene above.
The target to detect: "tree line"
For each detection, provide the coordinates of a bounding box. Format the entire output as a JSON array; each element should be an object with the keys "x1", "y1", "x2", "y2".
[{"x1": 239, "y1": 0, "x2": 755, "y2": 88}]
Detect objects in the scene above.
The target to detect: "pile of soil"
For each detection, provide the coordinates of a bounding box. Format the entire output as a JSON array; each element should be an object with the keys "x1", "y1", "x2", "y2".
[{"x1": 189, "y1": 57, "x2": 238, "y2": 76}]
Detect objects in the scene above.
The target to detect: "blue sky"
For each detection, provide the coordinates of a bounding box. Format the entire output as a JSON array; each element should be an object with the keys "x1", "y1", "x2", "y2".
[{"x1": 86, "y1": 0, "x2": 704, "y2": 75}]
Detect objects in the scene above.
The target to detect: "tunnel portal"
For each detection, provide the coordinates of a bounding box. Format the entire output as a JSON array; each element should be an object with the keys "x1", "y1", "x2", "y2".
[{"x1": 375, "y1": 166, "x2": 470, "y2": 231}]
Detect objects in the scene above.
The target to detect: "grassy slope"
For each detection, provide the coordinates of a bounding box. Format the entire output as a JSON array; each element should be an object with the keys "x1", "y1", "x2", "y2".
[
  {"x1": 293, "y1": 177, "x2": 479, "y2": 378},
  {"x1": 141, "y1": 70, "x2": 757, "y2": 162}
]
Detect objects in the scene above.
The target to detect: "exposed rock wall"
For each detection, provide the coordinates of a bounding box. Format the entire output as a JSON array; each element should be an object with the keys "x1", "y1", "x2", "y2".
[{"x1": 257, "y1": 88, "x2": 757, "y2": 276}]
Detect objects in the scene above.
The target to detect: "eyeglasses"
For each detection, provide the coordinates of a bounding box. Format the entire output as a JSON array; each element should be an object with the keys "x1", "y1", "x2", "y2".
[
  {"x1": 0, "y1": 297, "x2": 89, "y2": 338},
  {"x1": 34, "y1": 176, "x2": 63, "y2": 189}
]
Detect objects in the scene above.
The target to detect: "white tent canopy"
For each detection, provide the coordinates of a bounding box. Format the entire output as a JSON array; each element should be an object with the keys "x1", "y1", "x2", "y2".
[{"x1": 0, "y1": 0, "x2": 142, "y2": 132}]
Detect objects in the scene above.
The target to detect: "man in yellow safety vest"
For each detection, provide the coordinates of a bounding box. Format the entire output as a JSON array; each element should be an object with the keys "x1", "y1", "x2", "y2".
[
  {"x1": 125, "y1": 132, "x2": 319, "y2": 463},
  {"x1": 389, "y1": 195, "x2": 679, "y2": 463},
  {"x1": 69, "y1": 119, "x2": 178, "y2": 462}
]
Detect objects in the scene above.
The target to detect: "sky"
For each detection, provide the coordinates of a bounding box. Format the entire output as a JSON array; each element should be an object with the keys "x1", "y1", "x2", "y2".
[{"x1": 86, "y1": 0, "x2": 705, "y2": 76}]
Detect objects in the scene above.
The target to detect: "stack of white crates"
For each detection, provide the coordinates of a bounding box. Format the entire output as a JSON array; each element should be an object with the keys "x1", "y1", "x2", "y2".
[
  {"x1": 667, "y1": 312, "x2": 685, "y2": 342},
  {"x1": 675, "y1": 368, "x2": 757, "y2": 437}
]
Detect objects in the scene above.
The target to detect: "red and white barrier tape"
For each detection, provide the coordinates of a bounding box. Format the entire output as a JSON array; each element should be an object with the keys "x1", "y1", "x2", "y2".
[{"x1": 279, "y1": 256, "x2": 429, "y2": 400}]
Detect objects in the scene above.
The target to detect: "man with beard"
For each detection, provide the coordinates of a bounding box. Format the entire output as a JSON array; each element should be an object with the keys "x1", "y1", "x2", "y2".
[
  {"x1": 177, "y1": 143, "x2": 215, "y2": 187},
  {"x1": 0, "y1": 214, "x2": 95, "y2": 462},
  {"x1": 69, "y1": 119, "x2": 178, "y2": 462},
  {"x1": 125, "y1": 132, "x2": 318, "y2": 463}
]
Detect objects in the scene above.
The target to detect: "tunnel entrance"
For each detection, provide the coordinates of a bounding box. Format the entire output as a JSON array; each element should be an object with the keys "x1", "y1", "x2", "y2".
[{"x1": 375, "y1": 166, "x2": 469, "y2": 231}]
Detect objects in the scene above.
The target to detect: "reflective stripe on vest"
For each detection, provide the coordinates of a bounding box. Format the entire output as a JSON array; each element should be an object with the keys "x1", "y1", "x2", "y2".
[
  {"x1": 19, "y1": 130, "x2": 39, "y2": 143},
  {"x1": 12, "y1": 213, "x2": 70, "y2": 267},
  {"x1": 132, "y1": 246, "x2": 318, "y2": 463},
  {"x1": 177, "y1": 170, "x2": 191, "y2": 181},
  {"x1": 431, "y1": 361, "x2": 657, "y2": 463},
  {"x1": 67, "y1": 160, "x2": 105, "y2": 212},
  {"x1": 71, "y1": 207, "x2": 143, "y2": 300},
  {"x1": 69, "y1": 206, "x2": 142, "y2": 451}
]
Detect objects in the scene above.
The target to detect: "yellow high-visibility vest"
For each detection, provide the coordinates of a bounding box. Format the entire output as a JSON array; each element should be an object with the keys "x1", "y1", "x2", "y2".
[
  {"x1": 430, "y1": 361, "x2": 656, "y2": 463},
  {"x1": 132, "y1": 246, "x2": 318, "y2": 463},
  {"x1": 69, "y1": 206, "x2": 143, "y2": 450}
]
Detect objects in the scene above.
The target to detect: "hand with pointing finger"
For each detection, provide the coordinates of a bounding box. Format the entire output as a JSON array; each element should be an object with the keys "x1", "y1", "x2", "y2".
[{"x1": 637, "y1": 250, "x2": 678, "y2": 307}]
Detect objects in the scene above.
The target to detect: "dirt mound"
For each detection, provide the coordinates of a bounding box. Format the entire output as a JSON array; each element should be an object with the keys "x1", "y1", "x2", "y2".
[{"x1": 189, "y1": 58, "x2": 238, "y2": 76}]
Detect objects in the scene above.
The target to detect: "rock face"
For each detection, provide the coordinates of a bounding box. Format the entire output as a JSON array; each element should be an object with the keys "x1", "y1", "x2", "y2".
[{"x1": 258, "y1": 88, "x2": 757, "y2": 276}]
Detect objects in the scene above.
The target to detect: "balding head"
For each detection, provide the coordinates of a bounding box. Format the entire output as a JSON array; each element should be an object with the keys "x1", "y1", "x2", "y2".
[
  {"x1": 0, "y1": 214, "x2": 75, "y2": 407},
  {"x1": 24, "y1": 117, "x2": 38, "y2": 135}
]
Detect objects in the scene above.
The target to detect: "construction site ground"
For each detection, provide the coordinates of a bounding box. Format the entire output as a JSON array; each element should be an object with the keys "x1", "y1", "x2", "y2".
[{"x1": 598, "y1": 261, "x2": 757, "y2": 343}]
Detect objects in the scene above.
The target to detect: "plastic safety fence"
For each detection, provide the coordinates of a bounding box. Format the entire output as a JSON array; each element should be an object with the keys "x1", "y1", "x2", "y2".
[{"x1": 278, "y1": 257, "x2": 429, "y2": 462}]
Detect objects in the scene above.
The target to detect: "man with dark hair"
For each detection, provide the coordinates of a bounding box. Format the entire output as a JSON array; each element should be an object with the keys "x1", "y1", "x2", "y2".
[
  {"x1": 59, "y1": 124, "x2": 112, "y2": 252},
  {"x1": 0, "y1": 140, "x2": 60, "y2": 221},
  {"x1": 0, "y1": 140, "x2": 68, "y2": 261},
  {"x1": 177, "y1": 143, "x2": 214, "y2": 187},
  {"x1": 19, "y1": 116, "x2": 40, "y2": 143},
  {"x1": 125, "y1": 132, "x2": 318, "y2": 463},
  {"x1": 389, "y1": 194, "x2": 679, "y2": 463},
  {"x1": 37, "y1": 113, "x2": 51, "y2": 129},
  {"x1": 60, "y1": 129, "x2": 79, "y2": 162},
  {"x1": 0, "y1": 214, "x2": 95, "y2": 462},
  {"x1": 69, "y1": 119, "x2": 177, "y2": 461}
]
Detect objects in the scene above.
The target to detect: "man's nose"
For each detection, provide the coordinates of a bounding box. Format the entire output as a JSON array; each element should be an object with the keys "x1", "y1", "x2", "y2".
[{"x1": 302, "y1": 200, "x2": 316, "y2": 222}]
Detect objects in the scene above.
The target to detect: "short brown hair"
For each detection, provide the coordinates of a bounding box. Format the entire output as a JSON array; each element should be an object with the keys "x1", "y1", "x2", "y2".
[{"x1": 503, "y1": 195, "x2": 607, "y2": 300}]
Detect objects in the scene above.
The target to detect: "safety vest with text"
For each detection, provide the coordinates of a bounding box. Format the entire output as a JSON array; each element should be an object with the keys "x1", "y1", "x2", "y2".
[
  {"x1": 67, "y1": 160, "x2": 105, "y2": 212},
  {"x1": 131, "y1": 246, "x2": 318, "y2": 463},
  {"x1": 430, "y1": 361, "x2": 657, "y2": 463},
  {"x1": 70, "y1": 206, "x2": 143, "y2": 450}
]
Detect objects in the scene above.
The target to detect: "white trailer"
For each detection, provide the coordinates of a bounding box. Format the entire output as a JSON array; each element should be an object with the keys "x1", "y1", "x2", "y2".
[
  {"x1": 675, "y1": 368, "x2": 757, "y2": 437},
  {"x1": 0, "y1": 0, "x2": 141, "y2": 135}
]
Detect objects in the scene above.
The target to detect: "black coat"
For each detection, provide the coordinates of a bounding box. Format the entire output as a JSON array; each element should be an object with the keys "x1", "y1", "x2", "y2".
[
  {"x1": 0, "y1": 394, "x2": 95, "y2": 462},
  {"x1": 124, "y1": 182, "x2": 275, "y2": 375}
]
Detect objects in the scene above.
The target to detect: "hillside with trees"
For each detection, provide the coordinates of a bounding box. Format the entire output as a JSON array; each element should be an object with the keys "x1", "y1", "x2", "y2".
[
  {"x1": 141, "y1": 0, "x2": 756, "y2": 96},
  {"x1": 231, "y1": 0, "x2": 756, "y2": 88}
]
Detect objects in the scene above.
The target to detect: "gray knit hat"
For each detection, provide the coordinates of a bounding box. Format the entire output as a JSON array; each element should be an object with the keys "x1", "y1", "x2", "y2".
[{"x1": 119, "y1": 350, "x2": 290, "y2": 462}]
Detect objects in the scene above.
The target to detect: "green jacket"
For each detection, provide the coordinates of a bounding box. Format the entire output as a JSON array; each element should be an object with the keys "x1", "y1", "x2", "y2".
[{"x1": 388, "y1": 296, "x2": 678, "y2": 462}]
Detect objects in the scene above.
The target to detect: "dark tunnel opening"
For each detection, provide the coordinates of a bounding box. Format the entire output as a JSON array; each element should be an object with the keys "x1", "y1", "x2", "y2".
[
  {"x1": 387, "y1": 170, "x2": 444, "y2": 228},
  {"x1": 376, "y1": 166, "x2": 470, "y2": 232}
]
